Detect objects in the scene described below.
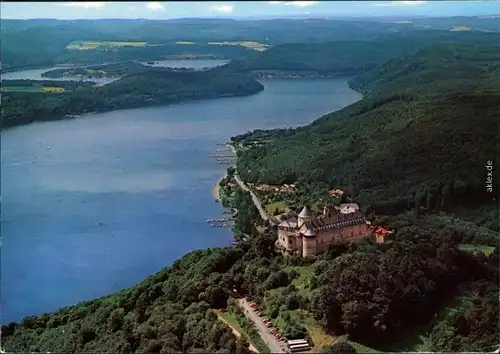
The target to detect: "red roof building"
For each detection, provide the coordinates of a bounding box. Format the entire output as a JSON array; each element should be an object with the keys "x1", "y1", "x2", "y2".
[{"x1": 374, "y1": 227, "x2": 390, "y2": 243}]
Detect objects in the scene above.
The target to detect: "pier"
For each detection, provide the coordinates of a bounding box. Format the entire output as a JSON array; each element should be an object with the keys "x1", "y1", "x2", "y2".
[{"x1": 207, "y1": 143, "x2": 237, "y2": 228}]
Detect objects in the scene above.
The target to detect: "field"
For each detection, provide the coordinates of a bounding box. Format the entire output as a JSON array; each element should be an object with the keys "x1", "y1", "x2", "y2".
[
  {"x1": 451, "y1": 25, "x2": 472, "y2": 31},
  {"x1": 66, "y1": 41, "x2": 148, "y2": 50},
  {"x1": 271, "y1": 309, "x2": 336, "y2": 350},
  {"x1": 350, "y1": 341, "x2": 381, "y2": 353},
  {"x1": 457, "y1": 243, "x2": 496, "y2": 256},
  {"x1": 284, "y1": 266, "x2": 314, "y2": 297},
  {"x1": 1, "y1": 86, "x2": 66, "y2": 93},
  {"x1": 265, "y1": 201, "x2": 289, "y2": 216},
  {"x1": 216, "y1": 310, "x2": 262, "y2": 352},
  {"x1": 208, "y1": 41, "x2": 270, "y2": 51}
]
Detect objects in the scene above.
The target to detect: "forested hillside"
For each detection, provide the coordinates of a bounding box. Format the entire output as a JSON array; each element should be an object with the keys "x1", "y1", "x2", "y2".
[
  {"x1": 3, "y1": 18, "x2": 499, "y2": 71},
  {"x1": 223, "y1": 31, "x2": 500, "y2": 74},
  {"x1": 1, "y1": 68, "x2": 264, "y2": 129},
  {"x1": 2, "y1": 213, "x2": 498, "y2": 352},
  {"x1": 235, "y1": 44, "x2": 499, "y2": 208}
]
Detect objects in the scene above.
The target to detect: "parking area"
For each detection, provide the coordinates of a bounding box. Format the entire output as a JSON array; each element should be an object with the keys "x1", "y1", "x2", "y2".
[{"x1": 239, "y1": 297, "x2": 311, "y2": 353}]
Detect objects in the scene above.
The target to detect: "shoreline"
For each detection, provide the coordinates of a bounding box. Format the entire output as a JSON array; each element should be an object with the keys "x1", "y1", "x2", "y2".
[
  {"x1": 212, "y1": 175, "x2": 224, "y2": 202},
  {"x1": 212, "y1": 142, "x2": 237, "y2": 202}
]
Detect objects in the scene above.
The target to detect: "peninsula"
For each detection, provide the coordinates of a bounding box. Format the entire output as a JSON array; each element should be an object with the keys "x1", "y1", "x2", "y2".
[{"x1": 2, "y1": 67, "x2": 264, "y2": 129}]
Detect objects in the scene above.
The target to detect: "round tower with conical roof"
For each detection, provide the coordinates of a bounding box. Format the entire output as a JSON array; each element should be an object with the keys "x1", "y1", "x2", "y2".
[
  {"x1": 297, "y1": 206, "x2": 312, "y2": 229},
  {"x1": 302, "y1": 226, "x2": 317, "y2": 258}
]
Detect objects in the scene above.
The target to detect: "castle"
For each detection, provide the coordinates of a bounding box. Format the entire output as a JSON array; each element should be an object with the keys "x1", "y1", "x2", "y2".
[{"x1": 276, "y1": 203, "x2": 370, "y2": 258}]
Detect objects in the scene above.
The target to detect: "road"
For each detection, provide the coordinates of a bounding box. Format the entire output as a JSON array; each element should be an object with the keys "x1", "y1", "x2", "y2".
[
  {"x1": 228, "y1": 142, "x2": 272, "y2": 223},
  {"x1": 233, "y1": 174, "x2": 270, "y2": 221},
  {"x1": 238, "y1": 298, "x2": 286, "y2": 354}
]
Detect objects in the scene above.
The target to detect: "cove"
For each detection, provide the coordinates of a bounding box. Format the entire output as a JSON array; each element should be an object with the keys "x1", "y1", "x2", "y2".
[{"x1": 1, "y1": 78, "x2": 361, "y2": 323}]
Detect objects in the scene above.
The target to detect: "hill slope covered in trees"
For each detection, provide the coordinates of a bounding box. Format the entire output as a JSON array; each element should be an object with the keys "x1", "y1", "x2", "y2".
[
  {"x1": 223, "y1": 32, "x2": 500, "y2": 74},
  {"x1": 2, "y1": 214, "x2": 498, "y2": 353},
  {"x1": 235, "y1": 44, "x2": 499, "y2": 208}
]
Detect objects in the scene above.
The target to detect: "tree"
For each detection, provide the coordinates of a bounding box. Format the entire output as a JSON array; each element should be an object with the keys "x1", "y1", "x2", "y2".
[{"x1": 323, "y1": 341, "x2": 357, "y2": 353}]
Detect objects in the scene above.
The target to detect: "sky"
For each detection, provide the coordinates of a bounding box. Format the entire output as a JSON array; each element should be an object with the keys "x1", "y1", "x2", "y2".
[{"x1": 1, "y1": 1, "x2": 499, "y2": 20}]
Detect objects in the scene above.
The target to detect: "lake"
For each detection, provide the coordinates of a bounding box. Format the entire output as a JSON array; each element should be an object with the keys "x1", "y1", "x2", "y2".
[{"x1": 1, "y1": 76, "x2": 361, "y2": 323}]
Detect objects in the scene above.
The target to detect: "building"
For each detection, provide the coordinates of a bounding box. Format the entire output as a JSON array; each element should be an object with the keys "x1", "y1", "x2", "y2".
[
  {"x1": 276, "y1": 205, "x2": 370, "y2": 258},
  {"x1": 374, "y1": 226, "x2": 391, "y2": 243},
  {"x1": 328, "y1": 188, "x2": 344, "y2": 198}
]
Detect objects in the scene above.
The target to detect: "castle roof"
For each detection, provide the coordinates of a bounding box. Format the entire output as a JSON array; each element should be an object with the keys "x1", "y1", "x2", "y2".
[
  {"x1": 309, "y1": 210, "x2": 365, "y2": 232},
  {"x1": 303, "y1": 228, "x2": 316, "y2": 237},
  {"x1": 298, "y1": 206, "x2": 312, "y2": 219},
  {"x1": 340, "y1": 203, "x2": 360, "y2": 211},
  {"x1": 278, "y1": 219, "x2": 298, "y2": 228}
]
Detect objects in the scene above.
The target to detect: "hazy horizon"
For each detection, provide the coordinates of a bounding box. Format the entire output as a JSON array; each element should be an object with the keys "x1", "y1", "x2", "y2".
[{"x1": 2, "y1": 1, "x2": 500, "y2": 20}]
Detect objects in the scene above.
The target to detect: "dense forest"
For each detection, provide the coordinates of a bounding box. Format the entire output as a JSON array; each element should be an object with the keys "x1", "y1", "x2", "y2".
[
  {"x1": 235, "y1": 44, "x2": 499, "y2": 210},
  {"x1": 223, "y1": 31, "x2": 500, "y2": 74},
  {"x1": 2, "y1": 210, "x2": 497, "y2": 352},
  {"x1": 1, "y1": 68, "x2": 264, "y2": 129}
]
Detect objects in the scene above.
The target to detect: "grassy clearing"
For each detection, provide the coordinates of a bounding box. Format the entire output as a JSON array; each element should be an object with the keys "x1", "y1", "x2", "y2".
[
  {"x1": 457, "y1": 243, "x2": 496, "y2": 256},
  {"x1": 284, "y1": 265, "x2": 315, "y2": 297},
  {"x1": 208, "y1": 41, "x2": 270, "y2": 51},
  {"x1": 451, "y1": 25, "x2": 472, "y2": 31},
  {"x1": 265, "y1": 201, "x2": 289, "y2": 215},
  {"x1": 1, "y1": 86, "x2": 66, "y2": 93},
  {"x1": 43, "y1": 87, "x2": 66, "y2": 93},
  {"x1": 66, "y1": 41, "x2": 147, "y2": 50},
  {"x1": 217, "y1": 310, "x2": 263, "y2": 353},
  {"x1": 272, "y1": 310, "x2": 336, "y2": 349},
  {"x1": 350, "y1": 341, "x2": 381, "y2": 353},
  {"x1": 217, "y1": 310, "x2": 246, "y2": 335}
]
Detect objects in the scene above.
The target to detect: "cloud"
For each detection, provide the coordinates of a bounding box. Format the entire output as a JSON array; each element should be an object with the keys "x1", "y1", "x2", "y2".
[
  {"x1": 210, "y1": 4, "x2": 233, "y2": 13},
  {"x1": 146, "y1": 2, "x2": 165, "y2": 11},
  {"x1": 61, "y1": 2, "x2": 105, "y2": 8},
  {"x1": 268, "y1": 1, "x2": 319, "y2": 7},
  {"x1": 373, "y1": 1, "x2": 427, "y2": 6}
]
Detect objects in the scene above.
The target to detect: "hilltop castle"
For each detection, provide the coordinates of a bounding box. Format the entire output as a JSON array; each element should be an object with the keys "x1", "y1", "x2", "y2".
[{"x1": 276, "y1": 204, "x2": 370, "y2": 258}]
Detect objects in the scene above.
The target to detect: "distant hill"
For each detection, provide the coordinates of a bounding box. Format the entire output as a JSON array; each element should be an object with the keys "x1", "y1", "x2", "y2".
[
  {"x1": 223, "y1": 31, "x2": 500, "y2": 74},
  {"x1": 3, "y1": 18, "x2": 499, "y2": 71},
  {"x1": 235, "y1": 44, "x2": 499, "y2": 206}
]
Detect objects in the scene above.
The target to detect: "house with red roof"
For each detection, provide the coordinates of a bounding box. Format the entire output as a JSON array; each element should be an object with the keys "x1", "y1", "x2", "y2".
[{"x1": 374, "y1": 226, "x2": 390, "y2": 243}]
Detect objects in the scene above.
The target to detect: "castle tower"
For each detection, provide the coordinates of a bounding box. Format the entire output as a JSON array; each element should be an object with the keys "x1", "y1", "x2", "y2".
[
  {"x1": 297, "y1": 206, "x2": 312, "y2": 228},
  {"x1": 302, "y1": 227, "x2": 317, "y2": 258}
]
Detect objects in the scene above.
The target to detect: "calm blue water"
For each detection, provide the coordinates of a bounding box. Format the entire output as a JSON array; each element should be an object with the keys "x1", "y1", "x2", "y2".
[{"x1": 1, "y1": 78, "x2": 361, "y2": 323}]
